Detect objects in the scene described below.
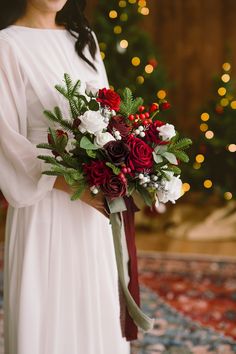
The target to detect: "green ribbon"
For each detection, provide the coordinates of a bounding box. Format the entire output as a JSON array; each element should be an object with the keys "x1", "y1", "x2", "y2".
[{"x1": 107, "y1": 197, "x2": 155, "y2": 333}]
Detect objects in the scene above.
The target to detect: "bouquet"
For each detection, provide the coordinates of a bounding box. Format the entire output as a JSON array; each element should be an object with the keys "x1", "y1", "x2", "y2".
[{"x1": 37, "y1": 74, "x2": 192, "y2": 339}]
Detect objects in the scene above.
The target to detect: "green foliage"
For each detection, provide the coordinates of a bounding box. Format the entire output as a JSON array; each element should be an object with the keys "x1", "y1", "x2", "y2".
[
  {"x1": 119, "y1": 87, "x2": 143, "y2": 117},
  {"x1": 80, "y1": 136, "x2": 99, "y2": 150},
  {"x1": 105, "y1": 162, "x2": 120, "y2": 175}
]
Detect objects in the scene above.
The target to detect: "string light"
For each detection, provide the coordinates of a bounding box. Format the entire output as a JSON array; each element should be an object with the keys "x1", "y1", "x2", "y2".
[
  {"x1": 182, "y1": 183, "x2": 191, "y2": 192},
  {"x1": 220, "y1": 98, "x2": 229, "y2": 107},
  {"x1": 140, "y1": 7, "x2": 150, "y2": 15},
  {"x1": 228, "y1": 144, "x2": 236, "y2": 152},
  {"x1": 201, "y1": 112, "x2": 210, "y2": 121},
  {"x1": 114, "y1": 25, "x2": 122, "y2": 34},
  {"x1": 145, "y1": 64, "x2": 154, "y2": 74},
  {"x1": 109, "y1": 10, "x2": 118, "y2": 19},
  {"x1": 222, "y1": 62, "x2": 231, "y2": 71},
  {"x1": 200, "y1": 123, "x2": 208, "y2": 132},
  {"x1": 221, "y1": 74, "x2": 230, "y2": 83},
  {"x1": 128, "y1": 0, "x2": 137, "y2": 3},
  {"x1": 99, "y1": 42, "x2": 107, "y2": 51},
  {"x1": 100, "y1": 52, "x2": 105, "y2": 60},
  {"x1": 136, "y1": 76, "x2": 145, "y2": 84},
  {"x1": 224, "y1": 192, "x2": 233, "y2": 200},
  {"x1": 120, "y1": 39, "x2": 128, "y2": 48},
  {"x1": 231, "y1": 101, "x2": 236, "y2": 109},
  {"x1": 193, "y1": 162, "x2": 201, "y2": 169},
  {"x1": 204, "y1": 179, "x2": 213, "y2": 188},
  {"x1": 218, "y1": 87, "x2": 226, "y2": 96},
  {"x1": 131, "y1": 56, "x2": 141, "y2": 66},
  {"x1": 138, "y1": 0, "x2": 146, "y2": 6},
  {"x1": 205, "y1": 130, "x2": 214, "y2": 139},
  {"x1": 196, "y1": 154, "x2": 205, "y2": 163},
  {"x1": 119, "y1": 0, "x2": 127, "y2": 7},
  {"x1": 157, "y1": 90, "x2": 166, "y2": 99},
  {"x1": 120, "y1": 13, "x2": 128, "y2": 21}
]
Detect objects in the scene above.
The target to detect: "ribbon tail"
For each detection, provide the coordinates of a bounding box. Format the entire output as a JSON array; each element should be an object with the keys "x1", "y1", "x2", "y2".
[{"x1": 110, "y1": 212, "x2": 155, "y2": 333}]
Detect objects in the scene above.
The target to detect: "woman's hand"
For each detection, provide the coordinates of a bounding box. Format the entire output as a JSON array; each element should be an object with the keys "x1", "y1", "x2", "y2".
[{"x1": 53, "y1": 176, "x2": 109, "y2": 218}]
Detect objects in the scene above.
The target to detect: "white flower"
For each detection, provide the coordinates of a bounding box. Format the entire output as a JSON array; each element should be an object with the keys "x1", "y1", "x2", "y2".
[
  {"x1": 156, "y1": 175, "x2": 182, "y2": 204},
  {"x1": 157, "y1": 123, "x2": 176, "y2": 141},
  {"x1": 67, "y1": 138, "x2": 77, "y2": 152},
  {"x1": 79, "y1": 110, "x2": 108, "y2": 135},
  {"x1": 94, "y1": 132, "x2": 115, "y2": 147},
  {"x1": 85, "y1": 81, "x2": 99, "y2": 96}
]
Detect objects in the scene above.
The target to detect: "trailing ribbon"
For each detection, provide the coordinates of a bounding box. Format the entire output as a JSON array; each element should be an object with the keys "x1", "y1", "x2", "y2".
[{"x1": 106, "y1": 197, "x2": 154, "y2": 338}]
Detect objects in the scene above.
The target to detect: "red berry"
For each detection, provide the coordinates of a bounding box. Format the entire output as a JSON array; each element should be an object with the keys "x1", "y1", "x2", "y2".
[
  {"x1": 149, "y1": 103, "x2": 159, "y2": 112},
  {"x1": 148, "y1": 118, "x2": 152, "y2": 124},
  {"x1": 160, "y1": 102, "x2": 171, "y2": 111},
  {"x1": 135, "y1": 114, "x2": 140, "y2": 119},
  {"x1": 140, "y1": 113, "x2": 146, "y2": 120},
  {"x1": 143, "y1": 120, "x2": 148, "y2": 125},
  {"x1": 127, "y1": 167, "x2": 131, "y2": 173},
  {"x1": 145, "y1": 112, "x2": 150, "y2": 118},
  {"x1": 122, "y1": 167, "x2": 128, "y2": 174},
  {"x1": 129, "y1": 114, "x2": 135, "y2": 121},
  {"x1": 138, "y1": 105, "x2": 145, "y2": 112}
]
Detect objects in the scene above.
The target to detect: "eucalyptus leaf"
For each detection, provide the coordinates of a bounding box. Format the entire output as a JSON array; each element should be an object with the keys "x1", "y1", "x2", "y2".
[
  {"x1": 152, "y1": 152, "x2": 163, "y2": 164},
  {"x1": 163, "y1": 152, "x2": 178, "y2": 165},
  {"x1": 80, "y1": 136, "x2": 99, "y2": 150}
]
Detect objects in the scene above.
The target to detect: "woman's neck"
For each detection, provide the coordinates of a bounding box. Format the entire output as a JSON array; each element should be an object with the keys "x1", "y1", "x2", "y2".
[{"x1": 14, "y1": 4, "x2": 64, "y2": 29}]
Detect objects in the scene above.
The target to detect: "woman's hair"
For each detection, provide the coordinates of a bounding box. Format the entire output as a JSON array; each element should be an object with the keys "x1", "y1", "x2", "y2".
[{"x1": 0, "y1": 0, "x2": 97, "y2": 70}]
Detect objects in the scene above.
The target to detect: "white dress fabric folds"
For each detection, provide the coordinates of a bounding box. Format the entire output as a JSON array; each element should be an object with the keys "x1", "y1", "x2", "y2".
[{"x1": 0, "y1": 26, "x2": 130, "y2": 354}]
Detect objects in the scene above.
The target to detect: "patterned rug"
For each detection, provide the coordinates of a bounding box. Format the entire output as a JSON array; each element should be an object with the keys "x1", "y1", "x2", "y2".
[
  {"x1": 0, "y1": 246, "x2": 236, "y2": 353},
  {"x1": 132, "y1": 252, "x2": 236, "y2": 353}
]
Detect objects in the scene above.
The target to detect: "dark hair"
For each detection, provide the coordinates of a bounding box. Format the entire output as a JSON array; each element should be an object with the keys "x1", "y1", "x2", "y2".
[{"x1": 0, "y1": 0, "x2": 97, "y2": 70}]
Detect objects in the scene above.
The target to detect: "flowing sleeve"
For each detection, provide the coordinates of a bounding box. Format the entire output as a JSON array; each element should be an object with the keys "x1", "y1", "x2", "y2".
[{"x1": 0, "y1": 37, "x2": 56, "y2": 208}]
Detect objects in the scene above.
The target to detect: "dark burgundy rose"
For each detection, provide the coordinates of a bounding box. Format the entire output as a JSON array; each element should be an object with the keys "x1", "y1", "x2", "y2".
[
  {"x1": 126, "y1": 136, "x2": 154, "y2": 172},
  {"x1": 107, "y1": 115, "x2": 131, "y2": 138},
  {"x1": 96, "y1": 88, "x2": 121, "y2": 111},
  {"x1": 104, "y1": 140, "x2": 130, "y2": 166},
  {"x1": 83, "y1": 161, "x2": 112, "y2": 186},
  {"x1": 144, "y1": 120, "x2": 167, "y2": 145},
  {"x1": 101, "y1": 174, "x2": 127, "y2": 199}
]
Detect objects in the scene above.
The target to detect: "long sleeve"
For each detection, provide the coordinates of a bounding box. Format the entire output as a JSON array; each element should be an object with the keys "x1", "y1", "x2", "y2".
[
  {"x1": 92, "y1": 31, "x2": 110, "y2": 89},
  {"x1": 0, "y1": 37, "x2": 56, "y2": 208}
]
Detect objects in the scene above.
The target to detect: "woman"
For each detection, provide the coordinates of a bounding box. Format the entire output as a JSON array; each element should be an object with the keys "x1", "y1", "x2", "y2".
[{"x1": 0, "y1": 1, "x2": 131, "y2": 353}]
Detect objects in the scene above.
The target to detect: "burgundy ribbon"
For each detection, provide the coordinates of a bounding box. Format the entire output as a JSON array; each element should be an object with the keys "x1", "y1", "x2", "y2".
[{"x1": 122, "y1": 196, "x2": 140, "y2": 341}]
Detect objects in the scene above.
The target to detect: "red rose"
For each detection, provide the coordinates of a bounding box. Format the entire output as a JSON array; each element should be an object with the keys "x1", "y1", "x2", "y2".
[
  {"x1": 144, "y1": 120, "x2": 167, "y2": 145},
  {"x1": 97, "y1": 88, "x2": 121, "y2": 111},
  {"x1": 126, "y1": 136, "x2": 154, "y2": 172},
  {"x1": 101, "y1": 174, "x2": 127, "y2": 199},
  {"x1": 104, "y1": 140, "x2": 130, "y2": 166},
  {"x1": 107, "y1": 115, "x2": 131, "y2": 138},
  {"x1": 83, "y1": 161, "x2": 112, "y2": 186}
]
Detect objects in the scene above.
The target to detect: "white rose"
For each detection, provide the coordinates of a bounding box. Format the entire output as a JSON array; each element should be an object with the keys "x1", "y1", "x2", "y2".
[
  {"x1": 156, "y1": 175, "x2": 182, "y2": 204},
  {"x1": 94, "y1": 132, "x2": 115, "y2": 147},
  {"x1": 79, "y1": 110, "x2": 107, "y2": 135},
  {"x1": 157, "y1": 123, "x2": 176, "y2": 141},
  {"x1": 85, "y1": 81, "x2": 99, "y2": 96}
]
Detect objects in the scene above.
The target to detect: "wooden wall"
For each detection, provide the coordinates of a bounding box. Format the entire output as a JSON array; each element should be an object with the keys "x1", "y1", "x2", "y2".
[{"x1": 87, "y1": 0, "x2": 236, "y2": 136}]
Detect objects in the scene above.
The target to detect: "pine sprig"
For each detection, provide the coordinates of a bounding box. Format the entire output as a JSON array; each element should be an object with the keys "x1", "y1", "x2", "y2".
[{"x1": 119, "y1": 87, "x2": 144, "y2": 117}]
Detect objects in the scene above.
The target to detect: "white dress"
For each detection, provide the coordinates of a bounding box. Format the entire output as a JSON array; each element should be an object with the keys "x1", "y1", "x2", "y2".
[{"x1": 0, "y1": 26, "x2": 130, "y2": 354}]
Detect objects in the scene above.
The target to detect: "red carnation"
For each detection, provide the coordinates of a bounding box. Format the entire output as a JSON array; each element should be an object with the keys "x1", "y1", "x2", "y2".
[
  {"x1": 101, "y1": 174, "x2": 127, "y2": 199},
  {"x1": 83, "y1": 161, "x2": 112, "y2": 186},
  {"x1": 126, "y1": 136, "x2": 154, "y2": 172},
  {"x1": 97, "y1": 88, "x2": 121, "y2": 111},
  {"x1": 107, "y1": 115, "x2": 131, "y2": 138}
]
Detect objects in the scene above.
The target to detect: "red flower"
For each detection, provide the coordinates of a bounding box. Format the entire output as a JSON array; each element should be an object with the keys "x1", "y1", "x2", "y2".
[
  {"x1": 47, "y1": 129, "x2": 68, "y2": 157},
  {"x1": 107, "y1": 115, "x2": 131, "y2": 138},
  {"x1": 126, "y1": 136, "x2": 154, "y2": 172},
  {"x1": 83, "y1": 161, "x2": 112, "y2": 186},
  {"x1": 101, "y1": 174, "x2": 127, "y2": 199},
  {"x1": 104, "y1": 140, "x2": 130, "y2": 166},
  {"x1": 97, "y1": 88, "x2": 121, "y2": 111},
  {"x1": 144, "y1": 120, "x2": 167, "y2": 145}
]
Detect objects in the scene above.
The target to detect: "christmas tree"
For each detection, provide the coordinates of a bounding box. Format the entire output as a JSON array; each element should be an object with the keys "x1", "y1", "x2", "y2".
[
  {"x1": 93, "y1": 0, "x2": 169, "y2": 105},
  {"x1": 184, "y1": 62, "x2": 236, "y2": 201}
]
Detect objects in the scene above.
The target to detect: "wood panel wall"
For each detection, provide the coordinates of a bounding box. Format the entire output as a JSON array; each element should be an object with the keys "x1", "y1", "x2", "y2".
[{"x1": 86, "y1": 0, "x2": 236, "y2": 136}]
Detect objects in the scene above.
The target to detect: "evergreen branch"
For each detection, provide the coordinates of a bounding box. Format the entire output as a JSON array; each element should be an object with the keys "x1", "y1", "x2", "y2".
[
  {"x1": 36, "y1": 143, "x2": 52, "y2": 150},
  {"x1": 170, "y1": 138, "x2": 192, "y2": 151},
  {"x1": 37, "y1": 155, "x2": 61, "y2": 165},
  {"x1": 174, "y1": 150, "x2": 190, "y2": 163},
  {"x1": 71, "y1": 80, "x2": 81, "y2": 96}
]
